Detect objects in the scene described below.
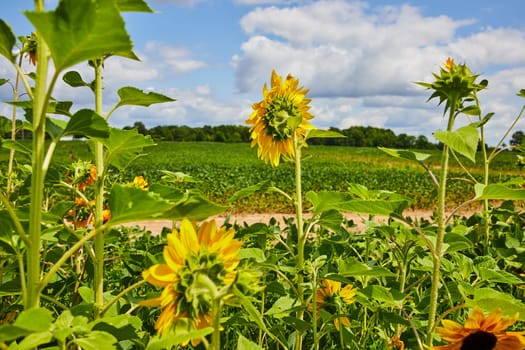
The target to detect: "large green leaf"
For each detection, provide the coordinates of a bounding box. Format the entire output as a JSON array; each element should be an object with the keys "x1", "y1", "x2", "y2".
[
  {"x1": 0, "y1": 20, "x2": 15, "y2": 63},
  {"x1": 229, "y1": 180, "x2": 272, "y2": 203},
  {"x1": 146, "y1": 328, "x2": 213, "y2": 350},
  {"x1": 336, "y1": 258, "x2": 395, "y2": 278},
  {"x1": 306, "y1": 191, "x2": 408, "y2": 216},
  {"x1": 474, "y1": 183, "x2": 525, "y2": 200},
  {"x1": 468, "y1": 288, "x2": 525, "y2": 321},
  {"x1": 108, "y1": 185, "x2": 174, "y2": 225},
  {"x1": 237, "y1": 335, "x2": 264, "y2": 350},
  {"x1": 162, "y1": 191, "x2": 229, "y2": 221},
  {"x1": 116, "y1": 87, "x2": 175, "y2": 108},
  {"x1": 63, "y1": 109, "x2": 109, "y2": 138},
  {"x1": 25, "y1": 0, "x2": 134, "y2": 72},
  {"x1": 434, "y1": 125, "x2": 478, "y2": 162},
  {"x1": 115, "y1": 0, "x2": 154, "y2": 12},
  {"x1": 72, "y1": 331, "x2": 118, "y2": 350},
  {"x1": 94, "y1": 128, "x2": 155, "y2": 170},
  {"x1": 378, "y1": 147, "x2": 431, "y2": 162}
]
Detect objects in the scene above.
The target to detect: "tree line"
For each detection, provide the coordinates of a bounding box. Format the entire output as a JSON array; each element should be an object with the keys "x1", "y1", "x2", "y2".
[{"x1": 125, "y1": 121, "x2": 438, "y2": 149}]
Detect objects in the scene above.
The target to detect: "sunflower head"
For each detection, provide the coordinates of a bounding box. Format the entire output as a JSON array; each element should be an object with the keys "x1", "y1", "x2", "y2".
[
  {"x1": 140, "y1": 219, "x2": 244, "y2": 342},
  {"x1": 246, "y1": 70, "x2": 314, "y2": 167},
  {"x1": 417, "y1": 58, "x2": 487, "y2": 117},
  {"x1": 312, "y1": 279, "x2": 356, "y2": 331},
  {"x1": 433, "y1": 307, "x2": 525, "y2": 350},
  {"x1": 129, "y1": 175, "x2": 148, "y2": 190}
]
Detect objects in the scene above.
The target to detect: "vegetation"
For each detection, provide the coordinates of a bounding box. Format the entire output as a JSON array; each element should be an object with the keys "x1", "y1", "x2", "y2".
[{"x1": 2, "y1": 2, "x2": 525, "y2": 350}]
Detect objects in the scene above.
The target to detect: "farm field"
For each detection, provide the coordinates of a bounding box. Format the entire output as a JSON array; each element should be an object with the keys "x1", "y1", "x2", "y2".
[{"x1": 45, "y1": 140, "x2": 522, "y2": 213}]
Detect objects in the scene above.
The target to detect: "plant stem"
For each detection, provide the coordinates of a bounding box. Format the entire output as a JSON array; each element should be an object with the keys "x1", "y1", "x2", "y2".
[
  {"x1": 26, "y1": 1, "x2": 49, "y2": 309},
  {"x1": 92, "y1": 58, "x2": 105, "y2": 319},
  {"x1": 7, "y1": 54, "x2": 23, "y2": 195},
  {"x1": 426, "y1": 105, "x2": 456, "y2": 345},
  {"x1": 294, "y1": 133, "x2": 305, "y2": 350}
]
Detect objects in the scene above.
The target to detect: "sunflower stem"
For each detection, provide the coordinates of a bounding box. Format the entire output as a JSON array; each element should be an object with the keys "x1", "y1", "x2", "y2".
[
  {"x1": 294, "y1": 132, "x2": 306, "y2": 350},
  {"x1": 92, "y1": 57, "x2": 105, "y2": 320},
  {"x1": 426, "y1": 102, "x2": 456, "y2": 346}
]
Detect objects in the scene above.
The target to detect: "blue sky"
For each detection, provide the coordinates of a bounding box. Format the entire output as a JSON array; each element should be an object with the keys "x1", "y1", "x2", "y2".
[{"x1": 1, "y1": 0, "x2": 525, "y2": 146}]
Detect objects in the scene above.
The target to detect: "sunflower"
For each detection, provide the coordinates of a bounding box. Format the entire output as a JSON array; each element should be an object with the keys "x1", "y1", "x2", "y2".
[
  {"x1": 141, "y1": 219, "x2": 242, "y2": 343},
  {"x1": 246, "y1": 70, "x2": 314, "y2": 167},
  {"x1": 312, "y1": 279, "x2": 356, "y2": 331},
  {"x1": 129, "y1": 175, "x2": 148, "y2": 190},
  {"x1": 433, "y1": 307, "x2": 525, "y2": 350}
]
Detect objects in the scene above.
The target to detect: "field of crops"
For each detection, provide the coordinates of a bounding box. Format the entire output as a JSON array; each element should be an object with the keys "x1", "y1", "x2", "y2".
[{"x1": 46, "y1": 140, "x2": 522, "y2": 213}]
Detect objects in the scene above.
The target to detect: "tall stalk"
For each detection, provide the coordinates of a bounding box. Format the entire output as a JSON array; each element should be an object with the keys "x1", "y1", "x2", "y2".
[
  {"x1": 294, "y1": 133, "x2": 306, "y2": 350},
  {"x1": 426, "y1": 102, "x2": 456, "y2": 345},
  {"x1": 26, "y1": 0, "x2": 49, "y2": 310},
  {"x1": 6, "y1": 54, "x2": 23, "y2": 195},
  {"x1": 92, "y1": 57, "x2": 105, "y2": 319}
]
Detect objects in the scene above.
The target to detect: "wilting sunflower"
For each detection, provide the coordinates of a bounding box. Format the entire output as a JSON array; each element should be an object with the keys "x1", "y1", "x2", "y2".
[
  {"x1": 433, "y1": 307, "x2": 525, "y2": 350},
  {"x1": 246, "y1": 70, "x2": 314, "y2": 167},
  {"x1": 141, "y1": 219, "x2": 242, "y2": 343},
  {"x1": 312, "y1": 279, "x2": 356, "y2": 331}
]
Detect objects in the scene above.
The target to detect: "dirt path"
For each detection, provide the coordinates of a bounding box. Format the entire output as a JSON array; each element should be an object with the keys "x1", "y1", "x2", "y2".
[{"x1": 122, "y1": 208, "x2": 472, "y2": 234}]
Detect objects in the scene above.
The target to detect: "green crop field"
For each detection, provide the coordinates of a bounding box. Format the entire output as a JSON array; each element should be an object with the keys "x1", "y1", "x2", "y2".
[{"x1": 38, "y1": 140, "x2": 521, "y2": 213}]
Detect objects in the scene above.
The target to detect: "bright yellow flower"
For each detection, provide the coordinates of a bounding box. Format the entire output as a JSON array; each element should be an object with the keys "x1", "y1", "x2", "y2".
[
  {"x1": 313, "y1": 279, "x2": 356, "y2": 331},
  {"x1": 141, "y1": 219, "x2": 242, "y2": 341},
  {"x1": 246, "y1": 70, "x2": 314, "y2": 167},
  {"x1": 444, "y1": 57, "x2": 455, "y2": 71},
  {"x1": 433, "y1": 307, "x2": 525, "y2": 350},
  {"x1": 130, "y1": 175, "x2": 148, "y2": 190}
]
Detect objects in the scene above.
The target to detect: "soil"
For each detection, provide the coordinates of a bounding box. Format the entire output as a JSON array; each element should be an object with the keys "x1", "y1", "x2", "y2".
[{"x1": 122, "y1": 208, "x2": 478, "y2": 234}]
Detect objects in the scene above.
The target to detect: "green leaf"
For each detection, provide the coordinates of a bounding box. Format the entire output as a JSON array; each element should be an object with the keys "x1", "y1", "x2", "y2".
[
  {"x1": 238, "y1": 248, "x2": 266, "y2": 263},
  {"x1": 434, "y1": 125, "x2": 478, "y2": 162},
  {"x1": 0, "y1": 78, "x2": 8, "y2": 86},
  {"x1": 0, "y1": 325, "x2": 31, "y2": 342},
  {"x1": 115, "y1": 0, "x2": 154, "y2": 12},
  {"x1": 94, "y1": 127, "x2": 155, "y2": 170},
  {"x1": 108, "y1": 185, "x2": 174, "y2": 225},
  {"x1": 265, "y1": 296, "x2": 298, "y2": 318},
  {"x1": 14, "y1": 308, "x2": 54, "y2": 333},
  {"x1": 460, "y1": 105, "x2": 481, "y2": 116},
  {"x1": 116, "y1": 86, "x2": 175, "y2": 108},
  {"x1": 0, "y1": 20, "x2": 15, "y2": 62},
  {"x1": 517, "y1": 89, "x2": 525, "y2": 99},
  {"x1": 237, "y1": 335, "x2": 264, "y2": 350},
  {"x1": 336, "y1": 258, "x2": 395, "y2": 277},
  {"x1": 360, "y1": 285, "x2": 404, "y2": 307},
  {"x1": 72, "y1": 331, "x2": 118, "y2": 350},
  {"x1": 46, "y1": 117, "x2": 68, "y2": 141},
  {"x1": 63, "y1": 71, "x2": 91, "y2": 88},
  {"x1": 63, "y1": 109, "x2": 109, "y2": 138},
  {"x1": 229, "y1": 180, "x2": 272, "y2": 203},
  {"x1": 317, "y1": 209, "x2": 344, "y2": 231},
  {"x1": 146, "y1": 329, "x2": 213, "y2": 350},
  {"x1": 468, "y1": 288, "x2": 525, "y2": 321},
  {"x1": 25, "y1": 0, "x2": 134, "y2": 72},
  {"x1": 307, "y1": 190, "x2": 408, "y2": 216},
  {"x1": 78, "y1": 286, "x2": 94, "y2": 303},
  {"x1": 1, "y1": 139, "x2": 32, "y2": 157},
  {"x1": 161, "y1": 192, "x2": 229, "y2": 221},
  {"x1": 474, "y1": 184, "x2": 525, "y2": 200},
  {"x1": 444, "y1": 233, "x2": 474, "y2": 253},
  {"x1": 378, "y1": 147, "x2": 431, "y2": 162},
  {"x1": 478, "y1": 268, "x2": 524, "y2": 284},
  {"x1": 307, "y1": 129, "x2": 345, "y2": 139},
  {"x1": 16, "y1": 331, "x2": 53, "y2": 350}
]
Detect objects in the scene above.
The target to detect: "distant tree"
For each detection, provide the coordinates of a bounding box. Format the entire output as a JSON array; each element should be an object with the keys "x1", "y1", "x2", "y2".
[{"x1": 510, "y1": 130, "x2": 525, "y2": 146}]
